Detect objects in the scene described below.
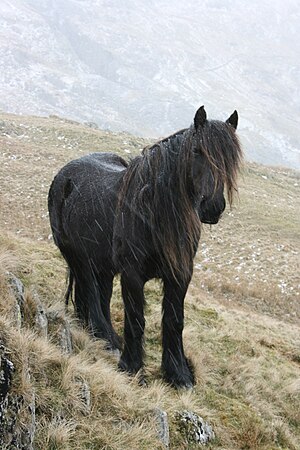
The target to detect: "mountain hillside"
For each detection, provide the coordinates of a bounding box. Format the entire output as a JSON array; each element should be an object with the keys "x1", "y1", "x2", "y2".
[
  {"x1": 0, "y1": 113, "x2": 299, "y2": 449},
  {"x1": 0, "y1": 0, "x2": 299, "y2": 169}
]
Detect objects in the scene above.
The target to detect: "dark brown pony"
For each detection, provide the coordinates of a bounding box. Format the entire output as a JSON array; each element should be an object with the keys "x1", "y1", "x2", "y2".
[{"x1": 48, "y1": 106, "x2": 242, "y2": 388}]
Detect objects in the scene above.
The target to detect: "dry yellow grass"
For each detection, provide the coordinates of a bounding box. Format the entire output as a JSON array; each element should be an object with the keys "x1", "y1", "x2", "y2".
[{"x1": 0, "y1": 112, "x2": 299, "y2": 449}]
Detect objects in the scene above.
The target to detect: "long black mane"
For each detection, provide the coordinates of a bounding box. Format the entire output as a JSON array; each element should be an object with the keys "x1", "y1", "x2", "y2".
[{"x1": 116, "y1": 120, "x2": 242, "y2": 280}]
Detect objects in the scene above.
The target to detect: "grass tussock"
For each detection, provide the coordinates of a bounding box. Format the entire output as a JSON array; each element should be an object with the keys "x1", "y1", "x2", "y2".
[{"x1": 0, "y1": 316, "x2": 163, "y2": 449}]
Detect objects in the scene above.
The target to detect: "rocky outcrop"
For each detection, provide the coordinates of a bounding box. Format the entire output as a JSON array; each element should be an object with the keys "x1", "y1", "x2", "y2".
[
  {"x1": 0, "y1": 344, "x2": 35, "y2": 449},
  {"x1": 175, "y1": 410, "x2": 215, "y2": 445},
  {"x1": 0, "y1": 345, "x2": 14, "y2": 426},
  {"x1": 8, "y1": 273, "x2": 73, "y2": 353},
  {"x1": 1, "y1": 274, "x2": 73, "y2": 447}
]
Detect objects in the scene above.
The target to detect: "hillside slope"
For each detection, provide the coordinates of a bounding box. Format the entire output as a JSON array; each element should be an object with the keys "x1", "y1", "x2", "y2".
[
  {"x1": 0, "y1": 0, "x2": 300, "y2": 168},
  {"x1": 0, "y1": 113, "x2": 299, "y2": 449}
]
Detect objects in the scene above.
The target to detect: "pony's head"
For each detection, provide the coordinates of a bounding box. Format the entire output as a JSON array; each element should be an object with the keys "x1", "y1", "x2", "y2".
[{"x1": 190, "y1": 105, "x2": 241, "y2": 225}]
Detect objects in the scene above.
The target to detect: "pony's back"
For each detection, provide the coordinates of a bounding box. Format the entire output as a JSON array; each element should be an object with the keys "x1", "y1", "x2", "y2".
[{"x1": 48, "y1": 152, "x2": 127, "y2": 266}]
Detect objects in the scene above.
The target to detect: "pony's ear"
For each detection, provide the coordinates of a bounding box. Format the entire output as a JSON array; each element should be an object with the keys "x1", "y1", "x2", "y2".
[
  {"x1": 226, "y1": 110, "x2": 238, "y2": 130},
  {"x1": 194, "y1": 105, "x2": 207, "y2": 130}
]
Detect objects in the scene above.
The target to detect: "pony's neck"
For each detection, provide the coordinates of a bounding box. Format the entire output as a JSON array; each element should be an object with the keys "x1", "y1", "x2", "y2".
[
  {"x1": 143, "y1": 127, "x2": 189, "y2": 156},
  {"x1": 142, "y1": 126, "x2": 196, "y2": 203},
  {"x1": 159, "y1": 127, "x2": 188, "y2": 145},
  {"x1": 119, "y1": 124, "x2": 200, "y2": 281}
]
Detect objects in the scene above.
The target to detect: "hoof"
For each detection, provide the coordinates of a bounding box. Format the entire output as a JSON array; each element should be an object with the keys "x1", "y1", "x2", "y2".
[
  {"x1": 174, "y1": 381, "x2": 194, "y2": 391},
  {"x1": 162, "y1": 357, "x2": 195, "y2": 389},
  {"x1": 163, "y1": 375, "x2": 195, "y2": 390},
  {"x1": 94, "y1": 330, "x2": 123, "y2": 352},
  {"x1": 108, "y1": 348, "x2": 121, "y2": 360},
  {"x1": 137, "y1": 374, "x2": 147, "y2": 387},
  {"x1": 112, "y1": 333, "x2": 123, "y2": 351},
  {"x1": 118, "y1": 358, "x2": 142, "y2": 376}
]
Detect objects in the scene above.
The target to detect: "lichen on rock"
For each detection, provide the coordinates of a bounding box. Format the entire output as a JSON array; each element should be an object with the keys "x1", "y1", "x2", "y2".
[{"x1": 175, "y1": 410, "x2": 215, "y2": 446}]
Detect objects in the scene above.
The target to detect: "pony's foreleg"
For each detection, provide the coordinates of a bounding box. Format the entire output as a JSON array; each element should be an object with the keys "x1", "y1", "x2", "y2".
[
  {"x1": 161, "y1": 278, "x2": 195, "y2": 388},
  {"x1": 118, "y1": 271, "x2": 145, "y2": 377}
]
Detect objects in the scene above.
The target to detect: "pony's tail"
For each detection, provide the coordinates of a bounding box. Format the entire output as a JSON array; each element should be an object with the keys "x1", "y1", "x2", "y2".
[{"x1": 65, "y1": 267, "x2": 74, "y2": 308}]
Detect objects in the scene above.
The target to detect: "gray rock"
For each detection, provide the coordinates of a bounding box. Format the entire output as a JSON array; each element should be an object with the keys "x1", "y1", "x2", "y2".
[
  {"x1": 12, "y1": 301, "x2": 22, "y2": 331},
  {"x1": 80, "y1": 381, "x2": 91, "y2": 412},
  {"x1": 58, "y1": 321, "x2": 73, "y2": 354},
  {"x1": 8, "y1": 275, "x2": 49, "y2": 337},
  {"x1": 0, "y1": 345, "x2": 14, "y2": 425},
  {"x1": 8, "y1": 273, "x2": 25, "y2": 328},
  {"x1": 32, "y1": 292, "x2": 48, "y2": 338},
  {"x1": 35, "y1": 305, "x2": 48, "y2": 338},
  {"x1": 0, "y1": 344, "x2": 36, "y2": 449},
  {"x1": 176, "y1": 410, "x2": 215, "y2": 445},
  {"x1": 75, "y1": 377, "x2": 91, "y2": 413},
  {"x1": 154, "y1": 408, "x2": 169, "y2": 448},
  {"x1": 47, "y1": 311, "x2": 73, "y2": 354},
  {"x1": 8, "y1": 273, "x2": 25, "y2": 306},
  {"x1": 25, "y1": 391, "x2": 36, "y2": 450}
]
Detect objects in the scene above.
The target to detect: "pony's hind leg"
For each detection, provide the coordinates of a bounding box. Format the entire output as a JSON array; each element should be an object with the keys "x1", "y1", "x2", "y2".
[
  {"x1": 161, "y1": 278, "x2": 195, "y2": 389},
  {"x1": 73, "y1": 267, "x2": 120, "y2": 350},
  {"x1": 95, "y1": 271, "x2": 123, "y2": 351},
  {"x1": 118, "y1": 270, "x2": 145, "y2": 376}
]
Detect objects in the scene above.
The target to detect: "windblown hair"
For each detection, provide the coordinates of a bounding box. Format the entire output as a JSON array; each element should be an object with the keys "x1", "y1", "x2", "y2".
[
  {"x1": 117, "y1": 120, "x2": 242, "y2": 280},
  {"x1": 197, "y1": 120, "x2": 242, "y2": 205}
]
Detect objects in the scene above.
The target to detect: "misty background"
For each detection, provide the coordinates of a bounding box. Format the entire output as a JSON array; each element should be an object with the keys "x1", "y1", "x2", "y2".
[{"x1": 0, "y1": 0, "x2": 299, "y2": 169}]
